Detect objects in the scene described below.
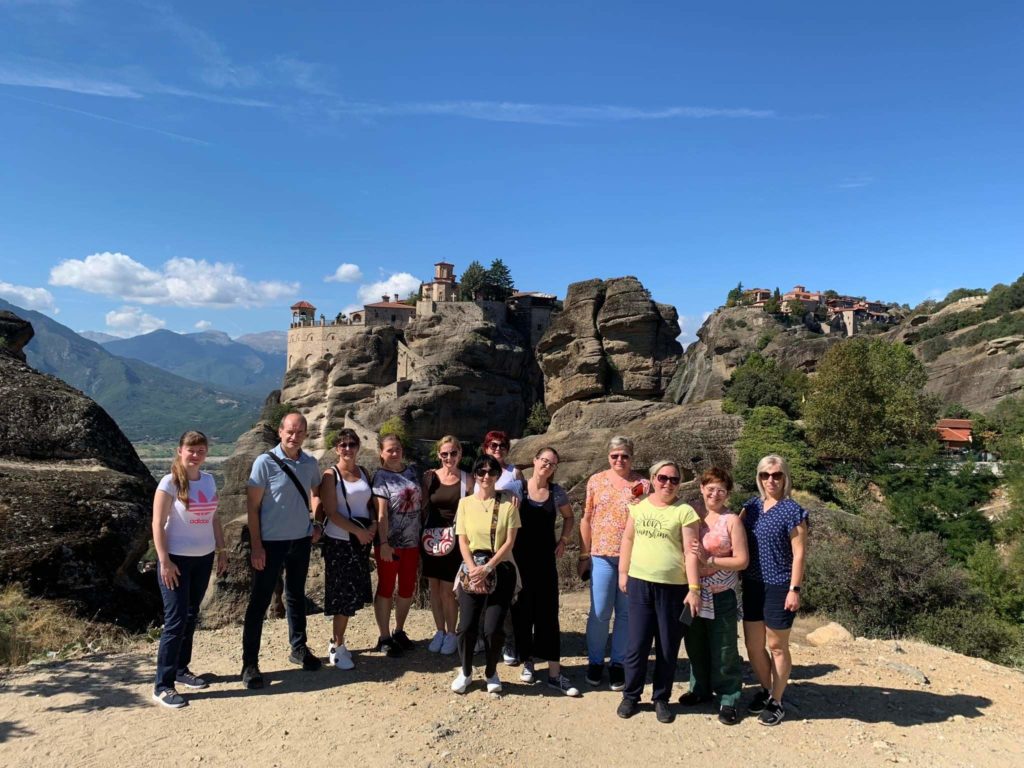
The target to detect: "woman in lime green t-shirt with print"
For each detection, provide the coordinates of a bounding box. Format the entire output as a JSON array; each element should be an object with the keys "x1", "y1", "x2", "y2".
[{"x1": 616, "y1": 459, "x2": 700, "y2": 724}]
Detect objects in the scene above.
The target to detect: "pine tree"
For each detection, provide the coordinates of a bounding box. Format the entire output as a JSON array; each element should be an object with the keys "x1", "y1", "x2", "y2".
[
  {"x1": 487, "y1": 259, "x2": 515, "y2": 300},
  {"x1": 459, "y1": 260, "x2": 487, "y2": 300}
]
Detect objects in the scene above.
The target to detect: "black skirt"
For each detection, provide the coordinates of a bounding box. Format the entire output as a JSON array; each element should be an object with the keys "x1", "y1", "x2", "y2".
[{"x1": 323, "y1": 536, "x2": 373, "y2": 617}]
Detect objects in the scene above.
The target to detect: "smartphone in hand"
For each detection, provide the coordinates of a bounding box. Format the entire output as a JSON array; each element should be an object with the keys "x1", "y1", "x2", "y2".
[{"x1": 679, "y1": 603, "x2": 693, "y2": 626}]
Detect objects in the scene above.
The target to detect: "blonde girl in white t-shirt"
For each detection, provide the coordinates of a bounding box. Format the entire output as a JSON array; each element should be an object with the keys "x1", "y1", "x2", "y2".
[{"x1": 151, "y1": 430, "x2": 227, "y2": 709}]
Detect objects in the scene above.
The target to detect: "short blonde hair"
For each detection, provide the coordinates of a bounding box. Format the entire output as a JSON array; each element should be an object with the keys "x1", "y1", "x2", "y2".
[
  {"x1": 435, "y1": 435, "x2": 462, "y2": 453},
  {"x1": 755, "y1": 454, "x2": 793, "y2": 498},
  {"x1": 649, "y1": 459, "x2": 681, "y2": 483}
]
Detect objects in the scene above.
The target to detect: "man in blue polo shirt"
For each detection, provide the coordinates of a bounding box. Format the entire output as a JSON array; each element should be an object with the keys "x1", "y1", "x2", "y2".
[{"x1": 241, "y1": 411, "x2": 323, "y2": 689}]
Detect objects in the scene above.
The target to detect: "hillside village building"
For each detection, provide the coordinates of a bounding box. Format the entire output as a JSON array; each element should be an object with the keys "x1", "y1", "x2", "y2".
[{"x1": 741, "y1": 284, "x2": 899, "y2": 337}]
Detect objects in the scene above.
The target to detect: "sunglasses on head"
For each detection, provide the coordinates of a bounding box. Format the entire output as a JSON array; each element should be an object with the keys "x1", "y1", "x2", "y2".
[
  {"x1": 759, "y1": 471, "x2": 785, "y2": 482},
  {"x1": 475, "y1": 468, "x2": 501, "y2": 478},
  {"x1": 609, "y1": 453, "x2": 631, "y2": 461},
  {"x1": 655, "y1": 474, "x2": 681, "y2": 486},
  {"x1": 487, "y1": 442, "x2": 509, "y2": 451},
  {"x1": 438, "y1": 450, "x2": 459, "y2": 459},
  {"x1": 338, "y1": 442, "x2": 359, "y2": 450}
]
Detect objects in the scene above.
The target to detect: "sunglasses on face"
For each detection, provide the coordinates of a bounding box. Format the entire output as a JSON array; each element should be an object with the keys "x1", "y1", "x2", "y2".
[
  {"x1": 609, "y1": 453, "x2": 631, "y2": 461},
  {"x1": 536, "y1": 457, "x2": 558, "y2": 468},
  {"x1": 655, "y1": 474, "x2": 681, "y2": 486},
  {"x1": 487, "y1": 442, "x2": 509, "y2": 451},
  {"x1": 759, "y1": 471, "x2": 785, "y2": 482},
  {"x1": 338, "y1": 442, "x2": 359, "y2": 450},
  {"x1": 475, "y1": 468, "x2": 501, "y2": 478},
  {"x1": 438, "y1": 451, "x2": 459, "y2": 459}
]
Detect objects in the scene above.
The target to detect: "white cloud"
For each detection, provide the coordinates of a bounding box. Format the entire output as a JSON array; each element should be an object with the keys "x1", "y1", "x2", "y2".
[
  {"x1": 194, "y1": 320, "x2": 213, "y2": 330},
  {"x1": 105, "y1": 306, "x2": 165, "y2": 337},
  {"x1": 325, "y1": 262, "x2": 363, "y2": 283},
  {"x1": 0, "y1": 280, "x2": 57, "y2": 312},
  {"x1": 356, "y1": 272, "x2": 421, "y2": 305},
  {"x1": 676, "y1": 312, "x2": 712, "y2": 348},
  {"x1": 50, "y1": 251, "x2": 298, "y2": 308}
]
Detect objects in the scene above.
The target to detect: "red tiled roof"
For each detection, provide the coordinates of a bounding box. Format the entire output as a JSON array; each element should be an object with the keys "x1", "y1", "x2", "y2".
[
  {"x1": 936, "y1": 427, "x2": 972, "y2": 444},
  {"x1": 936, "y1": 418, "x2": 973, "y2": 430},
  {"x1": 291, "y1": 300, "x2": 316, "y2": 310},
  {"x1": 365, "y1": 302, "x2": 416, "y2": 310}
]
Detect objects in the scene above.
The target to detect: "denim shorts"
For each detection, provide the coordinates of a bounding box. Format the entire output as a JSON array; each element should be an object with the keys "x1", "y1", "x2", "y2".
[{"x1": 742, "y1": 579, "x2": 796, "y2": 630}]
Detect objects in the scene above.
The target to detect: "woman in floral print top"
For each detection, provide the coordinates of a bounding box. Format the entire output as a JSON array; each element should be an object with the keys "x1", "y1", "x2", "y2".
[{"x1": 578, "y1": 436, "x2": 651, "y2": 691}]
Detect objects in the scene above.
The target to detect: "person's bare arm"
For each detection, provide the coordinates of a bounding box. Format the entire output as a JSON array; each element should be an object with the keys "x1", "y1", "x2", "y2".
[
  {"x1": 152, "y1": 489, "x2": 179, "y2": 589},
  {"x1": 617, "y1": 516, "x2": 635, "y2": 593},
  {"x1": 786, "y1": 521, "x2": 808, "y2": 611},
  {"x1": 246, "y1": 485, "x2": 266, "y2": 570}
]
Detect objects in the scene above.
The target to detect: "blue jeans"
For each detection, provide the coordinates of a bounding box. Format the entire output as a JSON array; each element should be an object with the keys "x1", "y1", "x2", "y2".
[
  {"x1": 154, "y1": 552, "x2": 214, "y2": 693},
  {"x1": 585, "y1": 555, "x2": 630, "y2": 666},
  {"x1": 242, "y1": 537, "x2": 311, "y2": 666}
]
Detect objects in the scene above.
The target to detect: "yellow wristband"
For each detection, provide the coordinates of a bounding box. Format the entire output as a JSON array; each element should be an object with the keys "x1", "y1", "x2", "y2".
[{"x1": 688, "y1": 584, "x2": 700, "y2": 592}]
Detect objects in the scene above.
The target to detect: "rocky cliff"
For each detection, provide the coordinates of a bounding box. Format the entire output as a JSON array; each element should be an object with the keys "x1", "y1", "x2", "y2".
[
  {"x1": 0, "y1": 311, "x2": 157, "y2": 627},
  {"x1": 537, "y1": 277, "x2": 682, "y2": 413}
]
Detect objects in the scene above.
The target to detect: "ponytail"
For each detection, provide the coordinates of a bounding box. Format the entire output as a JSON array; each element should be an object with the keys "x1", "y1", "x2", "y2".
[{"x1": 170, "y1": 430, "x2": 208, "y2": 508}]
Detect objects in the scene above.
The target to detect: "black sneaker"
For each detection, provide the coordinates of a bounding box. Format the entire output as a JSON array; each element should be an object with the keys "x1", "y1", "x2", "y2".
[
  {"x1": 392, "y1": 629, "x2": 415, "y2": 651},
  {"x1": 375, "y1": 636, "x2": 404, "y2": 658},
  {"x1": 585, "y1": 662, "x2": 604, "y2": 686},
  {"x1": 747, "y1": 687, "x2": 771, "y2": 714},
  {"x1": 608, "y1": 663, "x2": 625, "y2": 691},
  {"x1": 719, "y1": 705, "x2": 739, "y2": 725},
  {"x1": 616, "y1": 697, "x2": 639, "y2": 719},
  {"x1": 175, "y1": 669, "x2": 208, "y2": 690},
  {"x1": 655, "y1": 700, "x2": 675, "y2": 724},
  {"x1": 758, "y1": 698, "x2": 785, "y2": 726},
  {"x1": 241, "y1": 664, "x2": 264, "y2": 690},
  {"x1": 677, "y1": 690, "x2": 711, "y2": 706},
  {"x1": 288, "y1": 646, "x2": 322, "y2": 671},
  {"x1": 152, "y1": 688, "x2": 186, "y2": 709}
]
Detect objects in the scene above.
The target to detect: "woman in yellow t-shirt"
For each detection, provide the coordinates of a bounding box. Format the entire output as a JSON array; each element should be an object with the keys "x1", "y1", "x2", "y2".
[
  {"x1": 451, "y1": 454, "x2": 521, "y2": 695},
  {"x1": 616, "y1": 460, "x2": 701, "y2": 724}
]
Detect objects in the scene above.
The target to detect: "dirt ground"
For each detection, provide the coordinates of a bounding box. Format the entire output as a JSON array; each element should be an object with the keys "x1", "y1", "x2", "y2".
[{"x1": 1, "y1": 592, "x2": 1022, "y2": 768}]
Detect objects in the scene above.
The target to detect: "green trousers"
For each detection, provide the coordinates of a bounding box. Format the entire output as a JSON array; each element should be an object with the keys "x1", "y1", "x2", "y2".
[{"x1": 683, "y1": 589, "x2": 742, "y2": 707}]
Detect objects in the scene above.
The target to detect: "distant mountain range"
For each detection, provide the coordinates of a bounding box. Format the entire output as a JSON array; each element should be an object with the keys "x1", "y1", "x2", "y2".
[
  {"x1": 0, "y1": 299, "x2": 265, "y2": 442},
  {"x1": 235, "y1": 330, "x2": 287, "y2": 354},
  {"x1": 100, "y1": 329, "x2": 285, "y2": 397}
]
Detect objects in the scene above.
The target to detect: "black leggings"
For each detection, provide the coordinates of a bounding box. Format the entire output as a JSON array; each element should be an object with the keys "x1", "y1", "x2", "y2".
[
  {"x1": 456, "y1": 562, "x2": 516, "y2": 676},
  {"x1": 511, "y1": 563, "x2": 560, "y2": 663}
]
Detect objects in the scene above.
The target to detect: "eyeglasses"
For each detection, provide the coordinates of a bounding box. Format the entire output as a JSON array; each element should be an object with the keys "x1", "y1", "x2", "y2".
[
  {"x1": 438, "y1": 451, "x2": 459, "y2": 459},
  {"x1": 758, "y1": 471, "x2": 785, "y2": 482},
  {"x1": 609, "y1": 453, "x2": 631, "y2": 462},
  {"x1": 703, "y1": 486, "x2": 728, "y2": 496},
  {"x1": 338, "y1": 442, "x2": 359, "y2": 450},
  {"x1": 475, "y1": 469, "x2": 501, "y2": 478},
  {"x1": 536, "y1": 457, "x2": 558, "y2": 468},
  {"x1": 655, "y1": 474, "x2": 681, "y2": 486},
  {"x1": 487, "y1": 442, "x2": 509, "y2": 451}
]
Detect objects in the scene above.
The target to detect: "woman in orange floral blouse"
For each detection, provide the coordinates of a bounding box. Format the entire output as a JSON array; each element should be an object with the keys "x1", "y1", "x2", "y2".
[{"x1": 579, "y1": 436, "x2": 650, "y2": 691}]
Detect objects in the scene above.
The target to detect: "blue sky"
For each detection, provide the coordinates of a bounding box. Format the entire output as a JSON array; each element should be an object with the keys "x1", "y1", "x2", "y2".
[{"x1": 1, "y1": 1, "x2": 1022, "y2": 343}]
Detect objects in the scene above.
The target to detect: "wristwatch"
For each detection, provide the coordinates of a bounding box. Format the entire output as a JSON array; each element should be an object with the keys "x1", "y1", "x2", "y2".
[{"x1": 789, "y1": 585, "x2": 801, "y2": 593}]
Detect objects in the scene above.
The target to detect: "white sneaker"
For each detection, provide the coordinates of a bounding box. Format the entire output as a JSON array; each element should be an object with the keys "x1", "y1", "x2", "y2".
[
  {"x1": 520, "y1": 662, "x2": 535, "y2": 684},
  {"x1": 546, "y1": 673, "x2": 581, "y2": 697},
  {"x1": 440, "y1": 632, "x2": 458, "y2": 655},
  {"x1": 486, "y1": 674, "x2": 502, "y2": 694},
  {"x1": 451, "y1": 671, "x2": 472, "y2": 694},
  {"x1": 428, "y1": 630, "x2": 445, "y2": 653},
  {"x1": 329, "y1": 642, "x2": 354, "y2": 670}
]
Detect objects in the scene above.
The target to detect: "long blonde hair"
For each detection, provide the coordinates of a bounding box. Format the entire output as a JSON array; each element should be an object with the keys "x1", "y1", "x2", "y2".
[{"x1": 171, "y1": 430, "x2": 208, "y2": 508}]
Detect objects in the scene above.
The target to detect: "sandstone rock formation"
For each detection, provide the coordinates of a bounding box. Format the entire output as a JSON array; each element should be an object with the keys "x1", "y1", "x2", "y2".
[
  {"x1": 919, "y1": 335, "x2": 1024, "y2": 412},
  {"x1": 807, "y1": 621, "x2": 855, "y2": 647},
  {"x1": 0, "y1": 311, "x2": 157, "y2": 627},
  {"x1": 537, "y1": 277, "x2": 682, "y2": 414},
  {"x1": 510, "y1": 398, "x2": 743, "y2": 499}
]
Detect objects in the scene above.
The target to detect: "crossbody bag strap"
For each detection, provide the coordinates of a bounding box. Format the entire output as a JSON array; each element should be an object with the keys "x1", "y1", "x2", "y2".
[
  {"x1": 265, "y1": 451, "x2": 310, "y2": 511},
  {"x1": 489, "y1": 493, "x2": 501, "y2": 553}
]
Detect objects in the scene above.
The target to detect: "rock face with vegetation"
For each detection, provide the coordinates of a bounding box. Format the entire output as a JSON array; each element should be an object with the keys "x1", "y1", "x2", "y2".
[
  {"x1": 0, "y1": 312, "x2": 157, "y2": 628},
  {"x1": 538, "y1": 277, "x2": 682, "y2": 413}
]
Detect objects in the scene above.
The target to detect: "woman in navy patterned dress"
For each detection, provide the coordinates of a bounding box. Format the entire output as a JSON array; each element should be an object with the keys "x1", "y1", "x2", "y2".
[{"x1": 740, "y1": 454, "x2": 808, "y2": 727}]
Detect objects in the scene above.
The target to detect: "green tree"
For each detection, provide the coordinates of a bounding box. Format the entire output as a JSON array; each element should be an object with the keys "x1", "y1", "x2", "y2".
[
  {"x1": 786, "y1": 299, "x2": 807, "y2": 318},
  {"x1": 524, "y1": 401, "x2": 550, "y2": 436},
  {"x1": 459, "y1": 260, "x2": 488, "y2": 300},
  {"x1": 725, "y1": 282, "x2": 744, "y2": 308},
  {"x1": 733, "y1": 406, "x2": 827, "y2": 496},
  {"x1": 804, "y1": 338, "x2": 938, "y2": 462},
  {"x1": 486, "y1": 259, "x2": 515, "y2": 300},
  {"x1": 723, "y1": 353, "x2": 808, "y2": 418}
]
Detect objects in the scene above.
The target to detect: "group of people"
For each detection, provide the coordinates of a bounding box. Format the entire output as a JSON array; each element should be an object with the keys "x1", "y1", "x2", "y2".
[{"x1": 150, "y1": 414, "x2": 808, "y2": 728}]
